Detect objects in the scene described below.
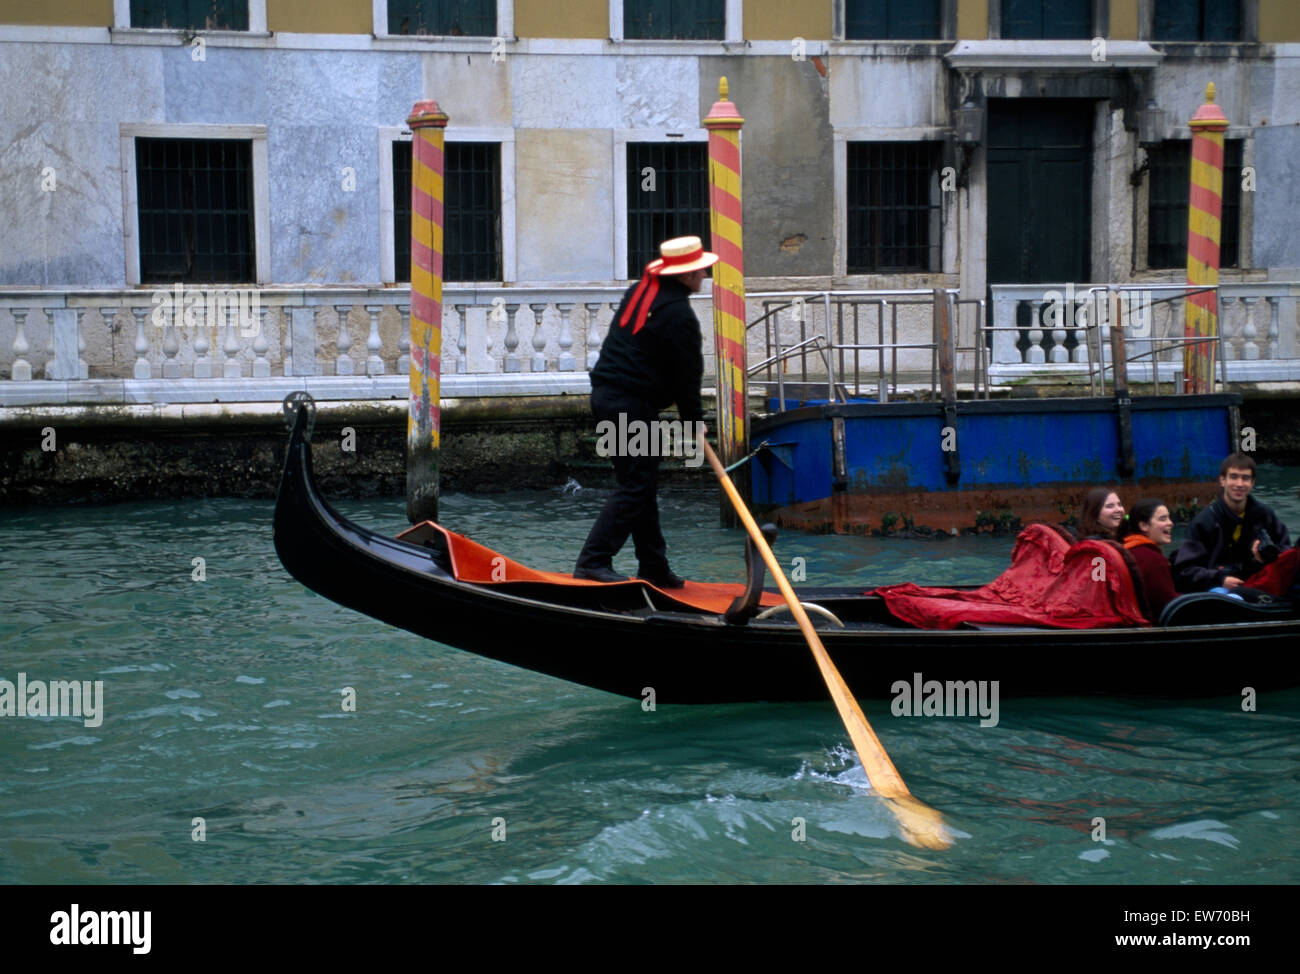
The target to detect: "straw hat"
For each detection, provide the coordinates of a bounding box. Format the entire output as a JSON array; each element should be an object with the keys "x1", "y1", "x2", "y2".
[{"x1": 650, "y1": 236, "x2": 719, "y2": 275}]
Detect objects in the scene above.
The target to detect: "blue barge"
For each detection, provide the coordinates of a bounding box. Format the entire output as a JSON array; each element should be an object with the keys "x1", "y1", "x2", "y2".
[{"x1": 749, "y1": 393, "x2": 1240, "y2": 534}]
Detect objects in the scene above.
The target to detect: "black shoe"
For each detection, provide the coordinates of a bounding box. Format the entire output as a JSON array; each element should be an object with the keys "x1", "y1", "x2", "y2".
[
  {"x1": 639, "y1": 570, "x2": 686, "y2": 590},
  {"x1": 574, "y1": 566, "x2": 629, "y2": 583}
]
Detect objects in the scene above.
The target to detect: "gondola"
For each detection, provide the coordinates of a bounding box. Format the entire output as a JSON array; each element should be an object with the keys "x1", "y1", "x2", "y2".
[{"x1": 274, "y1": 393, "x2": 1299, "y2": 703}]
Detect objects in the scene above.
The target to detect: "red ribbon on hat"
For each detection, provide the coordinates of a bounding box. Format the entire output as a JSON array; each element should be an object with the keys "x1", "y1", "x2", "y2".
[{"x1": 618, "y1": 248, "x2": 705, "y2": 334}]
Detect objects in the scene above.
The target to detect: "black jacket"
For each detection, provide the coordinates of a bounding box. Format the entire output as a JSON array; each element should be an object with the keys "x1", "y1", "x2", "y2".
[
  {"x1": 590, "y1": 276, "x2": 705, "y2": 423},
  {"x1": 1171, "y1": 492, "x2": 1292, "y2": 591}
]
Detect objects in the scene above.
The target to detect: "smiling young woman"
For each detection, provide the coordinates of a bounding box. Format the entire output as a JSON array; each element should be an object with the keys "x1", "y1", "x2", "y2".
[
  {"x1": 1077, "y1": 487, "x2": 1125, "y2": 541},
  {"x1": 1121, "y1": 498, "x2": 1178, "y2": 619}
]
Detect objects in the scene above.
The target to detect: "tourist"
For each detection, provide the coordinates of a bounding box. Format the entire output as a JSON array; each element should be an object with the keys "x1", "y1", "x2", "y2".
[
  {"x1": 1120, "y1": 498, "x2": 1179, "y2": 620},
  {"x1": 1077, "y1": 487, "x2": 1125, "y2": 540},
  {"x1": 573, "y1": 235, "x2": 718, "y2": 588},
  {"x1": 1171, "y1": 452, "x2": 1291, "y2": 592}
]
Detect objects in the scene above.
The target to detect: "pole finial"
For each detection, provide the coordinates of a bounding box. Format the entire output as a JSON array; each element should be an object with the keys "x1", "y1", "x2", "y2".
[
  {"x1": 1206, "y1": 82, "x2": 1216, "y2": 103},
  {"x1": 720, "y1": 77, "x2": 728, "y2": 100}
]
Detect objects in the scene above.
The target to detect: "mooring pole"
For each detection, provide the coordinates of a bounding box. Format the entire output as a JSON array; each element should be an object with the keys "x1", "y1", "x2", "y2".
[
  {"x1": 703, "y1": 77, "x2": 749, "y2": 525},
  {"x1": 1182, "y1": 83, "x2": 1228, "y2": 395},
  {"x1": 1109, "y1": 289, "x2": 1136, "y2": 478},
  {"x1": 406, "y1": 99, "x2": 448, "y2": 524},
  {"x1": 935, "y1": 289, "x2": 961, "y2": 486}
]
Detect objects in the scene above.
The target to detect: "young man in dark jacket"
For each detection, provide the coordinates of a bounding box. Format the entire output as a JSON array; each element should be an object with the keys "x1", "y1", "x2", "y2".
[
  {"x1": 573, "y1": 236, "x2": 716, "y2": 588},
  {"x1": 1171, "y1": 453, "x2": 1291, "y2": 592}
]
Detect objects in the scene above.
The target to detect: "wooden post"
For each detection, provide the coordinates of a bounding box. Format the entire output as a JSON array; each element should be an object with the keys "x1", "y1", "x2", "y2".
[
  {"x1": 935, "y1": 289, "x2": 960, "y2": 485},
  {"x1": 1109, "y1": 289, "x2": 1135, "y2": 478},
  {"x1": 406, "y1": 99, "x2": 448, "y2": 524},
  {"x1": 703, "y1": 77, "x2": 748, "y2": 522},
  {"x1": 1182, "y1": 83, "x2": 1228, "y2": 395}
]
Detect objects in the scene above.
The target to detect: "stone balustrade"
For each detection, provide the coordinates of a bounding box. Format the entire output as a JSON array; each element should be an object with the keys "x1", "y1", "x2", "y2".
[
  {"x1": 989, "y1": 282, "x2": 1300, "y2": 385},
  {"x1": 0, "y1": 285, "x2": 717, "y2": 406},
  {"x1": 4, "y1": 282, "x2": 1297, "y2": 408}
]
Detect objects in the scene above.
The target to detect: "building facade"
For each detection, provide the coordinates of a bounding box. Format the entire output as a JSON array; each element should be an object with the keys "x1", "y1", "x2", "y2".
[{"x1": 1, "y1": 1, "x2": 1298, "y2": 384}]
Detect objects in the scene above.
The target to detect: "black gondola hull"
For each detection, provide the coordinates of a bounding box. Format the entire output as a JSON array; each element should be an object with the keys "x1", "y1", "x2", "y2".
[{"x1": 273, "y1": 399, "x2": 1299, "y2": 703}]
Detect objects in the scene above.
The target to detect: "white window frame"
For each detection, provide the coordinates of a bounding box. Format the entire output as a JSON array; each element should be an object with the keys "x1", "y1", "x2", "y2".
[
  {"x1": 113, "y1": 0, "x2": 267, "y2": 32},
  {"x1": 379, "y1": 125, "x2": 517, "y2": 285},
  {"x1": 373, "y1": 0, "x2": 514, "y2": 39},
  {"x1": 833, "y1": 129, "x2": 955, "y2": 278},
  {"x1": 120, "y1": 123, "x2": 270, "y2": 286},
  {"x1": 610, "y1": 0, "x2": 741, "y2": 43},
  {"x1": 614, "y1": 129, "x2": 711, "y2": 281}
]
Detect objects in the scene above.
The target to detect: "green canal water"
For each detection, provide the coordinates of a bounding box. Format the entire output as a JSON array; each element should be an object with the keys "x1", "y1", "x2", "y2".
[{"x1": 2, "y1": 466, "x2": 1298, "y2": 884}]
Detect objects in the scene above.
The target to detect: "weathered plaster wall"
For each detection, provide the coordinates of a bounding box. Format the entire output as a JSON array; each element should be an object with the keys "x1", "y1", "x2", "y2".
[
  {"x1": 0, "y1": 0, "x2": 110, "y2": 25},
  {"x1": 1260, "y1": 1, "x2": 1300, "y2": 42},
  {"x1": 270, "y1": 0, "x2": 370, "y2": 34},
  {"x1": 744, "y1": 0, "x2": 830, "y2": 41},
  {"x1": 516, "y1": 0, "x2": 607, "y2": 38},
  {"x1": 955, "y1": 0, "x2": 988, "y2": 41},
  {"x1": 0, "y1": 44, "x2": 159, "y2": 286},
  {"x1": 1110, "y1": 0, "x2": 1139, "y2": 41},
  {"x1": 1253, "y1": 126, "x2": 1300, "y2": 271},
  {"x1": 424, "y1": 53, "x2": 512, "y2": 125},
  {"x1": 701, "y1": 56, "x2": 835, "y2": 278},
  {"x1": 515, "y1": 128, "x2": 614, "y2": 281},
  {"x1": 828, "y1": 55, "x2": 949, "y2": 130}
]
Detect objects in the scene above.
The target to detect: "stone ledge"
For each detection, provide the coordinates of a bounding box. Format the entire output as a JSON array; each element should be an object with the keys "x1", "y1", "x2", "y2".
[{"x1": 0, "y1": 373, "x2": 595, "y2": 408}]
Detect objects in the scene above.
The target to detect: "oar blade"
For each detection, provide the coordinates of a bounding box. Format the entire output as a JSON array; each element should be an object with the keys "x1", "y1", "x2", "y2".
[
  {"x1": 697, "y1": 431, "x2": 954, "y2": 852},
  {"x1": 885, "y1": 794, "x2": 955, "y2": 850}
]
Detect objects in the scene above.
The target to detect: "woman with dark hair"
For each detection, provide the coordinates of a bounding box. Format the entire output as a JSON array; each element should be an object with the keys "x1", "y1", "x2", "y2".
[
  {"x1": 1077, "y1": 487, "x2": 1125, "y2": 540},
  {"x1": 1121, "y1": 498, "x2": 1179, "y2": 620}
]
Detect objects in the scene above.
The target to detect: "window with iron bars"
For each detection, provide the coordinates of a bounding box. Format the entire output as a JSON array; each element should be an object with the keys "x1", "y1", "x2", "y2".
[
  {"x1": 1147, "y1": 139, "x2": 1242, "y2": 269},
  {"x1": 130, "y1": 0, "x2": 248, "y2": 29},
  {"x1": 135, "y1": 137, "x2": 255, "y2": 284},
  {"x1": 844, "y1": 0, "x2": 942, "y2": 39},
  {"x1": 1153, "y1": 0, "x2": 1241, "y2": 41},
  {"x1": 846, "y1": 142, "x2": 943, "y2": 274},
  {"x1": 393, "y1": 141, "x2": 503, "y2": 283},
  {"x1": 624, "y1": 0, "x2": 723, "y2": 39},
  {"x1": 387, "y1": 0, "x2": 495, "y2": 35},
  {"x1": 625, "y1": 142, "x2": 710, "y2": 279}
]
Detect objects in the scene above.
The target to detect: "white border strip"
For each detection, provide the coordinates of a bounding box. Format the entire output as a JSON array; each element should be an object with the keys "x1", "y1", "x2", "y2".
[{"x1": 119, "y1": 123, "x2": 271, "y2": 285}]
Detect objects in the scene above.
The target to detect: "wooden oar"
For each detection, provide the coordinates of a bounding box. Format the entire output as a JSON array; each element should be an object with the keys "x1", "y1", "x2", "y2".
[{"x1": 699, "y1": 430, "x2": 953, "y2": 850}]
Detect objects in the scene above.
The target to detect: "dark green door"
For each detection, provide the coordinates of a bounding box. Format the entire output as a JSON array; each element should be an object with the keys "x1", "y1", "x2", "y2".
[{"x1": 986, "y1": 100, "x2": 1093, "y2": 285}]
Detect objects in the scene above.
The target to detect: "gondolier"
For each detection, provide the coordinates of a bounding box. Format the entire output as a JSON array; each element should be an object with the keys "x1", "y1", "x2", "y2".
[{"x1": 573, "y1": 235, "x2": 718, "y2": 587}]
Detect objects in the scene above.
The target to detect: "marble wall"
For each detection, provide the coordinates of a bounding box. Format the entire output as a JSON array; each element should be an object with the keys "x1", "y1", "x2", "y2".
[{"x1": 2, "y1": 36, "x2": 1299, "y2": 291}]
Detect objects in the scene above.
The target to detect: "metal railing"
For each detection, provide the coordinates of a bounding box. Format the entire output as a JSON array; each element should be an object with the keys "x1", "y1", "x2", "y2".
[
  {"x1": 979, "y1": 284, "x2": 1228, "y2": 397},
  {"x1": 987, "y1": 281, "x2": 1300, "y2": 385},
  {"x1": 746, "y1": 288, "x2": 987, "y2": 408}
]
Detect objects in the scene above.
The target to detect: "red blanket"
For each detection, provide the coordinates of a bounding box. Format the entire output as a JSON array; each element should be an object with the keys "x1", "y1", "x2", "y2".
[
  {"x1": 1245, "y1": 546, "x2": 1300, "y2": 596},
  {"x1": 872, "y1": 524, "x2": 1150, "y2": 630}
]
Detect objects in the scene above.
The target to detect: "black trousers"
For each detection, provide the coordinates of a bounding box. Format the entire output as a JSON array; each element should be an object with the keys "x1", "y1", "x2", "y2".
[{"x1": 574, "y1": 385, "x2": 670, "y2": 577}]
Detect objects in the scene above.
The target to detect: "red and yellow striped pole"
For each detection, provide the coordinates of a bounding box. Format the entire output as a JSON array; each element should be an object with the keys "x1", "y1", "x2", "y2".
[
  {"x1": 406, "y1": 99, "x2": 448, "y2": 523},
  {"x1": 703, "y1": 77, "x2": 748, "y2": 509},
  {"x1": 1183, "y1": 83, "x2": 1229, "y2": 394}
]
